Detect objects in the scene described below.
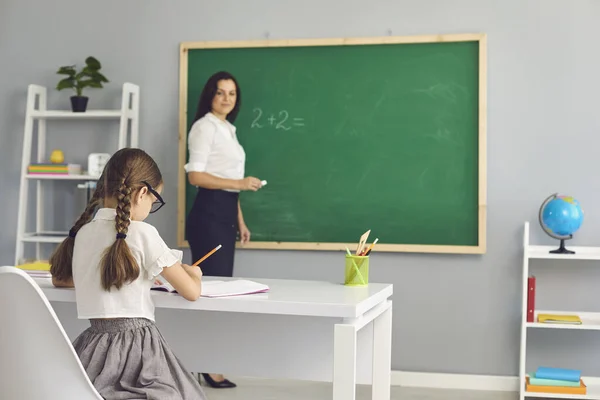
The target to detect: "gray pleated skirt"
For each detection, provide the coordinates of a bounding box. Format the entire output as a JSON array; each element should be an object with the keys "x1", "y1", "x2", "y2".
[{"x1": 72, "y1": 318, "x2": 207, "y2": 400}]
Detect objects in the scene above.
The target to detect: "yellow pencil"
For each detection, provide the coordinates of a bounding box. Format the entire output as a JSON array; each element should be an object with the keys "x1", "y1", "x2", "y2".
[
  {"x1": 193, "y1": 244, "x2": 222, "y2": 266},
  {"x1": 362, "y1": 238, "x2": 379, "y2": 256}
]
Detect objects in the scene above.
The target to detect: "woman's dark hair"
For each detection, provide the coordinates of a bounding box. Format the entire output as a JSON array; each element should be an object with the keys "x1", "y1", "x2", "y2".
[
  {"x1": 192, "y1": 71, "x2": 241, "y2": 124},
  {"x1": 49, "y1": 148, "x2": 163, "y2": 291}
]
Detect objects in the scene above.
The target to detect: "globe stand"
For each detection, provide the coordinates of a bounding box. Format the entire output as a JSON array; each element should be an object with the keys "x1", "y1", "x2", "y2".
[{"x1": 550, "y1": 238, "x2": 575, "y2": 254}]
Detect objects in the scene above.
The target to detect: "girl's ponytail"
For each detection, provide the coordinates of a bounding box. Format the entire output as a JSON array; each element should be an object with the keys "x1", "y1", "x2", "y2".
[{"x1": 49, "y1": 181, "x2": 104, "y2": 281}]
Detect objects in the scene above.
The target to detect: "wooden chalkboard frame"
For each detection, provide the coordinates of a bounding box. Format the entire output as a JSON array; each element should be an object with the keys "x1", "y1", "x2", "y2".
[{"x1": 178, "y1": 33, "x2": 487, "y2": 254}]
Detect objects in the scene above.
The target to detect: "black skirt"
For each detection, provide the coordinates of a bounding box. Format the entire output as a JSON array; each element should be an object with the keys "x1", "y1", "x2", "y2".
[{"x1": 185, "y1": 187, "x2": 239, "y2": 277}]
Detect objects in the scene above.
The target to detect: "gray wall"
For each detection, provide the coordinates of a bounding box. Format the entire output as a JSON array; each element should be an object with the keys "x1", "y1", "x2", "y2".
[{"x1": 1, "y1": 0, "x2": 599, "y2": 377}]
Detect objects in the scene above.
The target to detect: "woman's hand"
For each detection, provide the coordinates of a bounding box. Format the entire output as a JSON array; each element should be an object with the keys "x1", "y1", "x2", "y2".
[
  {"x1": 238, "y1": 176, "x2": 262, "y2": 191},
  {"x1": 239, "y1": 222, "x2": 251, "y2": 245}
]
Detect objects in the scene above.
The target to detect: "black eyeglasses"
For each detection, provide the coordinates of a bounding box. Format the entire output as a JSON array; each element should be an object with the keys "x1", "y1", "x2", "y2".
[{"x1": 142, "y1": 181, "x2": 165, "y2": 213}]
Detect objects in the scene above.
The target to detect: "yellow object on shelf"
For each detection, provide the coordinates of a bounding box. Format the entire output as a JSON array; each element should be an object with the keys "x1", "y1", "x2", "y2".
[
  {"x1": 16, "y1": 261, "x2": 51, "y2": 271},
  {"x1": 537, "y1": 314, "x2": 582, "y2": 324},
  {"x1": 50, "y1": 149, "x2": 65, "y2": 164}
]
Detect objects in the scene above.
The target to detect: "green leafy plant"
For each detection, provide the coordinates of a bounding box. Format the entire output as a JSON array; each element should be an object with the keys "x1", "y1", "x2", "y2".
[{"x1": 56, "y1": 56, "x2": 109, "y2": 97}]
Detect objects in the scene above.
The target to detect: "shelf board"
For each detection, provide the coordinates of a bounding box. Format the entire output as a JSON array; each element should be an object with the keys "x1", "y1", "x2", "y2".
[
  {"x1": 20, "y1": 232, "x2": 68, "y2": 243},
  {"x1": 26, "y1": 174, "x2": 98, "y2": 181},
  {"x1": 527, "y1": 310, "x2": 600, "y2": 331},
  {"x1": 527, "y1": 245, "x2": 600, "y2": 261},
  {"x1": 29, "y1": 110, "x2": 122, "y2": 119},
  {"x1": 525, "y1": 376, "x2": 600, "y2": 399}
]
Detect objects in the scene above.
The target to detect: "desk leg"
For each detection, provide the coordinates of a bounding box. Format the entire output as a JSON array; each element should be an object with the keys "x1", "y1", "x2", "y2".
[
  {"x1": 333, "y1": 324, "x2": 357, "y2": 400},
  {"x1": 372, "y1": 303, "x2": 392, "y2": 400}
]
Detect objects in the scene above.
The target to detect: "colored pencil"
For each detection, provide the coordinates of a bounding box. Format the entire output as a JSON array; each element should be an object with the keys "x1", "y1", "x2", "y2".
[{"x1": 362, "y1": 238, "x2": 379, "y2": 256}]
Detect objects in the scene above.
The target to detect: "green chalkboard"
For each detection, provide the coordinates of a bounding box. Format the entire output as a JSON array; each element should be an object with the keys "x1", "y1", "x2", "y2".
[{"x1": 178, "y1": 34, "x2": 487, "y2": 254}]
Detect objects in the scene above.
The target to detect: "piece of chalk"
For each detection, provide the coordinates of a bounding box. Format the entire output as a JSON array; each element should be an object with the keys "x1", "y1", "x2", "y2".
[{"x1": 261, "y1": 180, "x2": 267, "y2": 186}]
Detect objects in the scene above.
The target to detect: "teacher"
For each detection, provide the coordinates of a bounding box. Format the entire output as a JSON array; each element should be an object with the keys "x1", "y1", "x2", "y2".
[{"x1": 184, "y1": 71, "x2": 263, "y2": 389}]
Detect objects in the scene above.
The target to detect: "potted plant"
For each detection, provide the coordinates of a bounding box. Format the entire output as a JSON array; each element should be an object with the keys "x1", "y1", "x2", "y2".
[{"x1": 56, "y1": 56, "x2": 109, "y2": 112}]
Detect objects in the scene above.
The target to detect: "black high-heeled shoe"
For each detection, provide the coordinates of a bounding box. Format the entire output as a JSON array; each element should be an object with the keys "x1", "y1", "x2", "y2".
[{"x1": 200, "y1": 373, "x2": 237, "y2": 388}]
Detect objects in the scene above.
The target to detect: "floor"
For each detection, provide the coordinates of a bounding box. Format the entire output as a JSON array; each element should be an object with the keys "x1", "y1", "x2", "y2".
[{"x1": 201, "y1": 377, "x2": 518, "y2": 400}]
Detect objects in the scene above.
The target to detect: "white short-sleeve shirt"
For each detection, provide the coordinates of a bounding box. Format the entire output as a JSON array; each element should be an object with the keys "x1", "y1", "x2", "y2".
[
  {"x1": 71, "y1": 208, "x2": 182, "y2": 322},
  {"x1": 184, "y1": 112, "x2": 246, "y2": 192}
]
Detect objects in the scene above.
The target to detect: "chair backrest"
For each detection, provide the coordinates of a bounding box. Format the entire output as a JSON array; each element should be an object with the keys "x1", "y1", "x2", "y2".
[{"x1": 0, "y1": 266, "x2": 102, "y2": 400}]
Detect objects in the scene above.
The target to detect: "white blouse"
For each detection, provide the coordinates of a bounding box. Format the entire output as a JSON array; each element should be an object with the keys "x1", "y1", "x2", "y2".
[
  {"x1": 71, "y1": 208, "x2": 182, "y2": 322},
  {"x1": 184, "y1": 112, "x2": 246, "y2": 192}
]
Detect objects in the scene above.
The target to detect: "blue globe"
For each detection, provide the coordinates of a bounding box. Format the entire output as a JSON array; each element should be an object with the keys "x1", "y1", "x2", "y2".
[{"x1": 538, "y1": 193, "x2": 584, "y2": 254}]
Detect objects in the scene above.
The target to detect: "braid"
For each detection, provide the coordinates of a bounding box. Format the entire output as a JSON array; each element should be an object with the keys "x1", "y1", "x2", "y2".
[
  {"x1": 73, "y1": 189, "x2": 103, "y2": 233},
  {"x1": 49, "y1": 180, "x2": 104, "y2": 282},
  {"x1": 115, "y1": 181, "x2": 132, "y2": 236},
  {"x1": 100, "y1": 179, "x2": 140, "y2": 290}
]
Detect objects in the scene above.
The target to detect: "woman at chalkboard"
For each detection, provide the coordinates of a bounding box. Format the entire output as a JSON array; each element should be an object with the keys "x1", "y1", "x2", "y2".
[{"x1": 184, "y1": 71, "x2": 264, "y2": 389}]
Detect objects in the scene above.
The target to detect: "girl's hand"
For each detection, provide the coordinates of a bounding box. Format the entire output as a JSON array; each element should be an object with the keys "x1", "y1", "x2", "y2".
[
  {"x1": 182, "y1": 263, "x2": 203, "y2": 280},
  {"x1": 239, "y1": 223, "x2": 251, "y2": 245},
  {"x1": 160, "y1": 262, "x2": 202, "y2": 301}
]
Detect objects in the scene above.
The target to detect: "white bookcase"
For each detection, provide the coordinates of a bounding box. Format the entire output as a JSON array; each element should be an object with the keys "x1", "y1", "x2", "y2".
[
  {"x1": 520, "y1": 221, "x2": 600, "y2": 399},
  {"x1": 14, "y1": 83, "x2": 140, "y2": 265}
]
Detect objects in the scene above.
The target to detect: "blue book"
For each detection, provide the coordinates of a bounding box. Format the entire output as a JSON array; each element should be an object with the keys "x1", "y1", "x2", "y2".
[
  {"x1": 529, "y1": 375, "x2": 581, "y2": 387},
  {"x1": 535, "y1": 367, "x2": 581, "y2": 382}
]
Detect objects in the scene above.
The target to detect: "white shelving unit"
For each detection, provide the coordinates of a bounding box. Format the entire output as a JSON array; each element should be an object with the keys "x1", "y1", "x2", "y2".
[
  {"x1": 520, "y1": 221, "x2": 600, "y2": 399},
  {"x1": 14, "y1": 83, "x2": 140, "y2": 265}
]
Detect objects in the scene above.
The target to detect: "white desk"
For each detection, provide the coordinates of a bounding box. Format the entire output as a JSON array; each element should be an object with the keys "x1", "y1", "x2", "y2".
[{"x1": 36, "y1": 277, "x2": 393, "y2": 400}]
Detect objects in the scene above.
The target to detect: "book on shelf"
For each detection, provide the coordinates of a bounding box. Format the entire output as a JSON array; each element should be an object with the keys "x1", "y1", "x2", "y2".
[
  {"x1": 534, "y1": 367, "x2": 581, "y2": 382},
  {"x1": 152, "y1": 278, "x2": 269, "y2": 298},
  {"x1": 527, "y1": 276, "x2": 535, "y2": 322},
  {"x1": 16, "y1": 260, "x2": 52, "y2": 278},
  {"x1": 27, "y1": 163, "x2": 82, "y2": 175},
  {"x1": 526, "y1": 377, "x2": 586, "y2": 395},
  {"x1": 537, "y1": 314, "x2": 582, "y2": 325},
  {"x1": 528, "y1": 375, "x2": 581, "y2": 387},
  {"x1": 526, "y1": 367, "x2": 585, "y2": 394}
]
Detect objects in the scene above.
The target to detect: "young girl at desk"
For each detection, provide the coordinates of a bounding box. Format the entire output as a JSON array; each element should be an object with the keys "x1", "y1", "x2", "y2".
[{"x1": 49, "y1": 148, "x2": 208, "y2": 400}]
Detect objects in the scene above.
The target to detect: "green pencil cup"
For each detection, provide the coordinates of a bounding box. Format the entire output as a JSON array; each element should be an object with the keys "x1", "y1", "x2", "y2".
[{"x1": 344, "y1": 255, "x2": 369, "y2": 286}]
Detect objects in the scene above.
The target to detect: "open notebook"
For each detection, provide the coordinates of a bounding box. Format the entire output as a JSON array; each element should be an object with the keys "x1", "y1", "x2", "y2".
[{"x1": 152, "y1": 278, "x2": 269, "y2": 298}]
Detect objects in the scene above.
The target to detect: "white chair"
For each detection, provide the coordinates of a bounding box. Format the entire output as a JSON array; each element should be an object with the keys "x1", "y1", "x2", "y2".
[{"x1": 0, "y1": 266, "x2": 103, "y2": 399}]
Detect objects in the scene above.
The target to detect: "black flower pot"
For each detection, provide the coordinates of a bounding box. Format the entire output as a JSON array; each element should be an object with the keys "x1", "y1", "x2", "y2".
[{"x1": 70, "y1": 96, "x2": 89, "y2": 112}]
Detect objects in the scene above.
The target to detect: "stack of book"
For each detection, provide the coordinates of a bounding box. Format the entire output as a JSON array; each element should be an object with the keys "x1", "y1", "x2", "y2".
[
  {"x1": 27, "y1": 163, "x2": 82, "y2": 175},
  {"x1": 16, "y1": 261, "x2": 51, "y2": 279},
  {"x1": 526, "y1": 367, "x2": 586, "y2": 395}
]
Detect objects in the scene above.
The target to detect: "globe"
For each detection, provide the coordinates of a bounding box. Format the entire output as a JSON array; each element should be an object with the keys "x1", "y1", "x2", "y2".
[{"x1": 538, "y1": 193, "x2": 584, "y2": 254}]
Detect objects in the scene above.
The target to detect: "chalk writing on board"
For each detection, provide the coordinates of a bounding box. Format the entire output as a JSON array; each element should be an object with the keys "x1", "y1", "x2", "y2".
[
  {"x1": 251, "y1": 108, "x2": 263, "y2": 128},
  {"x1": 251, "y1": 107, "x2": 305, "y2": 130}
]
